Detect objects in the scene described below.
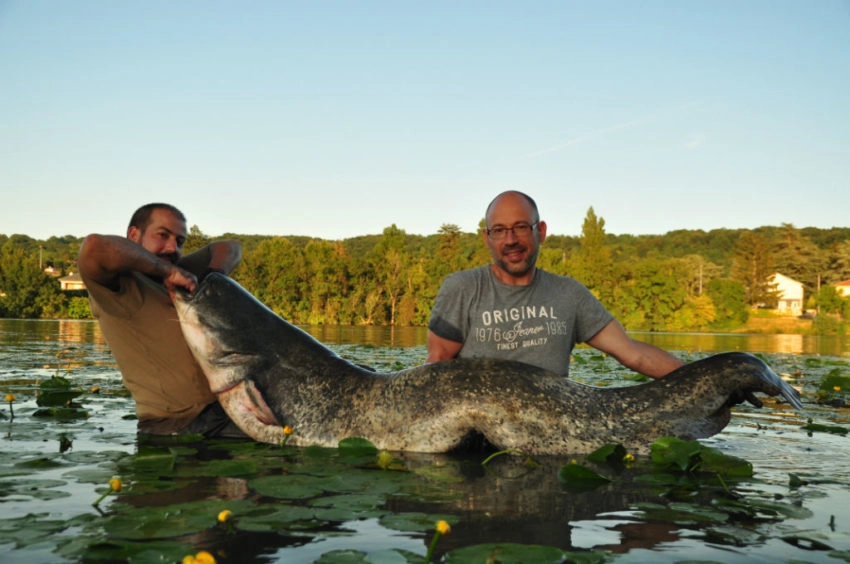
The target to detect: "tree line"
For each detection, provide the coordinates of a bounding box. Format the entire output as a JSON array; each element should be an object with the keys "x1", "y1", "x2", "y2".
[{"x1": 2, "y1": 209, "x2": 850, "y2": 334}]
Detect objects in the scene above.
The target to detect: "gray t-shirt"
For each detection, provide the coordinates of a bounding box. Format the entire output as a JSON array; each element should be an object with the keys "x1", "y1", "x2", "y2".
[{"x1": 428, "y1": 266, "x2": 614, "y2": 377}]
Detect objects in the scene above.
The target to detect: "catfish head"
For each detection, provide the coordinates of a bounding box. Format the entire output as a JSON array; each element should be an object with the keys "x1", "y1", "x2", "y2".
[
  {"x1": 172, "y1": 272, "x2": 284, "y2": 442},
  {"x1": 172, "y1": 273, "x2": 284, "y2": 392}
]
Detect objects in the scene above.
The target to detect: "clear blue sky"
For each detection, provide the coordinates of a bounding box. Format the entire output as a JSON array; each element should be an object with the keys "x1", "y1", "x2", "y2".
[{"x1": 2, "y1": 1, "x2": 848, "y2": 241}]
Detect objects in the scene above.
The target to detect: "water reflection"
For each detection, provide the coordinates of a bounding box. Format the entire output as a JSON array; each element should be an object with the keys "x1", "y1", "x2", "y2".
[
  {"x1": 0, "y1": 318, "x2": 106, "y2": 346},
  {"x1": 58, "y1": 319, "x2": 107, "y2": 345},
  {"x1": 3, "y1": 320, "x2": 849, "y2": 357},
  {"x1": 630, "y1": 331, "x2": 850, "y2": 357},
  {"x1": 0, "y1": 319, "x2": 112, "y2": 372},
  {"x1": 302, "y1": 325, "x2": 850, "y2": 357},
  {"x1": 301, "y1": 325, "x2": 428, "y2": 348},
  {"x1": 386, "y1": 454, "x2": 678, "y2": 554}
]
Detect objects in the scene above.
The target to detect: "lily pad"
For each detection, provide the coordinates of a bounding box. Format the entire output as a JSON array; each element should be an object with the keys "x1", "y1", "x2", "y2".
[
  {"x1": 557, "y1": 463, "x2": 610, "y2": 490},
  {"x1": 338, "y1": 437, "x2": 378, "y2": 456},
  {"x1": 235, "y1": 505, "x2": 320, "y2": 531},
  {"x1": 100, "y1": 499, "x2": 233, "y2": 540},
  {"x1": 380, "y1": 512, "x2": 458, "y2": 533},
  {"x1": 696, "y1": 446, "x2": 754, "y2": 477},
  {"x1": 446, "y1": 543, "x2": 567, "y2": 563},
  {"x1": 412, "y1": 461, "x2": 467, "y2": 484},
  {"x1": 250, "y1": 473, "x2": 328, "y2": 499},
  {"x1": 308, "y1": 493, "x2": 385, "y2": 511},
  {"x1": 650, "y1": 436, "x2": 703, "y2": 471},
  {"x1": 32, "y1": 406, "x2": 89, "y2": 419}
]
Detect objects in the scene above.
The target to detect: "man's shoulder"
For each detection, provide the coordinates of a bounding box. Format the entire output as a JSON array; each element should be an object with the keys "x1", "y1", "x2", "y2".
[
  {"x1": 445, "y1": 265, "x2": 490, "y2": 282},
  {"x1": 83, "y1": 270, "x2": 147, "y2": 300},
  {"x1": 443, "y1": 265, "x2": 492, "y2": 287},
  {"x1": 535, "y1": 269, "x2": 589, "y2": 290}
]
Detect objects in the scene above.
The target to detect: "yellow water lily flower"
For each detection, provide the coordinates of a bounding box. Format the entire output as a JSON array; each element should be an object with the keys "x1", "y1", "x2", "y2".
[
  {"x1": 376, "y1": 450, "x2": 394, "y2": 469},
  {"x1": 92, "y1": 477, "x2": 123, "y2": 506},
  {"x1": 280, "y1": 425, "x2": 295, "y2": 447},
  {"x1": 182, "y1": 552, "x2": 217, "y2": 564},
  {"x1": 218, "y1": 509, "x2": 233, "y2": 523},
  {"x1": 194, "y1": 551, "x2": 216, "y2": 564},
  {"x1": 623, "y1": 453, "x2": 635, "y2": 464},
  {"x1": 5, "y1": 393, "x2": 14, "y2": 420},
  {"x1": 834, "y1": 386, "x2": 842, "y2": 392},
  {"x1": 91, "y1": 386, "x2": 100, "y2": 393},
  {"x1": 425, "y1": 519, "x2": 452, "y2": 561}
]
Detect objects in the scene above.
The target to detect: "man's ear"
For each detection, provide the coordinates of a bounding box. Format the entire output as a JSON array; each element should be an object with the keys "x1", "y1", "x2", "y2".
[
  {"x1": 537, "y1": 220, "x2": 548, "y2": 244},
  {"x1": 127, "y1": 226, "x2": 141, "y2": 243}
]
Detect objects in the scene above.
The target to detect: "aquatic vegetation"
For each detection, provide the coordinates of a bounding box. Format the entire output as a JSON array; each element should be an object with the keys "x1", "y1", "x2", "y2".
[
  {"x1": 424, "y1": 519, "x2": 451, "y2": 563},
  {"x1": 481, "y1": 448, "x2": 540, "y2": 470},
  {"x1": 2, "y1": 326, "x2": 850, "y2": 562},
  {"x1": 182, "y1": 550, "x2": 216, "y2": 564},
  {"x1": 216, "y1": 509, "x2": 234, "y2": 534},
  {"x1": 92, "y1": 477, "x2": 123, "y2": 507},
  {"x1": 816, "y1": 367, "x2": 850, "y2": 405},
  {"x1": 279, "y1": 424, "x2": 294, "y2": 447},
  {"x1": 801, "y1": 418, "x2": 849, "y2": 436},
  {"x1": 4, "y1": 393, "x2": 14, "y2": 420}
]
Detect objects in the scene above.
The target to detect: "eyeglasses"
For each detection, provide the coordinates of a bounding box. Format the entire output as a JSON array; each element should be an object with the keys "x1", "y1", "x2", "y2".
[{"x1": 486, "y1": 222, "x2": 538, "y2": 240}]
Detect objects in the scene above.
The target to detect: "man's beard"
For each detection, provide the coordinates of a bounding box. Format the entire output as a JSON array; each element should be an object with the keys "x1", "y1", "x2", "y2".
[
  {"x1": 494, "y1": 244, "x2": 537, "y2": 278},
  {"x1": 159, "y1": 252, "x2": 179, "y2": 265}
]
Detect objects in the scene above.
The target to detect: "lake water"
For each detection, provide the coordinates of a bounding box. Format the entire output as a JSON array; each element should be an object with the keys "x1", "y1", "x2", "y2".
[{"x1": 1, "y1": 319, "x2": 849, "y2": 563}]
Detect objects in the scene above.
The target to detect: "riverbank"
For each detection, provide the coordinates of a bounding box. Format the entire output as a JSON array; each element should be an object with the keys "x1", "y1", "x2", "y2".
[{"x1": 738, "y1": 314, "x2": 814, "y2": 335}]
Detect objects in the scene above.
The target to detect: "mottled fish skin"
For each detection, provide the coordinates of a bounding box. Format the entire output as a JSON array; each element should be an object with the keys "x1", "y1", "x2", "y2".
[{"x1": 174, "y1": 273, "x2": 802, "y2": 455}]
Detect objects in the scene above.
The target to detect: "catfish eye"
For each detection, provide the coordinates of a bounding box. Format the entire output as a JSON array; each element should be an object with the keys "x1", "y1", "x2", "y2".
[{"x1": 199, "y1": 269, "x2": 224, "y2": 284}]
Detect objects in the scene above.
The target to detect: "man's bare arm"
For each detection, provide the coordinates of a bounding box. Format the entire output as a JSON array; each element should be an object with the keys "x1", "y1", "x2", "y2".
[
  {"x1": 587, "y1": 320, "x2": 684, "y2": 379},
  {"x1": 426, "y1": 330, "x2": 463, "y2": 363},
  {"x1": 78, "y1": 234, "x2": 196, "y2": 292},
  {"x1": 179, "y1": 240, "x2": 242, "y2": 276}
]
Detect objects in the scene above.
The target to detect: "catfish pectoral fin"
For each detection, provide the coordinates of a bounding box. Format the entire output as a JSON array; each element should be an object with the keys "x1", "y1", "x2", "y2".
[
  {"x1": 241, "y1": 379, "x2": 280, "y2": 426},
  {"x1": 217, "y1": 381, "x2": 285, "y2": 444},
  {"x1": 742, "y1": 390, "x2": 764, "y2": 408}
]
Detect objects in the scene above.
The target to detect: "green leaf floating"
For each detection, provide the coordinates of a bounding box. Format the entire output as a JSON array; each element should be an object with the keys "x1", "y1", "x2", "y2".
[{"x1": 557, "y1": 463, "x2": 610, "y2": 489}]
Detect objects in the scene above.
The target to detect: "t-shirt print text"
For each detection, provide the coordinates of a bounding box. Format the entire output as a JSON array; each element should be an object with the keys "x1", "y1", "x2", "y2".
[{"x1": 475, "y1": 321, "x2": 550, "y2": 350}]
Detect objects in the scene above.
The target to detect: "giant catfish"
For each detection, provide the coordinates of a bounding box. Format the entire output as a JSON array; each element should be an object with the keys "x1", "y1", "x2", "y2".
[{"x1": 172, "y1": 273, "x2": 802, "y2": 455}]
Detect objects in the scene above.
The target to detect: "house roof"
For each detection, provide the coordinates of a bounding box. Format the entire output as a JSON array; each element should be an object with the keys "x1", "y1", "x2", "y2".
[{"x1": 770, "y1": 272, "x2": 803, "y2": 285}]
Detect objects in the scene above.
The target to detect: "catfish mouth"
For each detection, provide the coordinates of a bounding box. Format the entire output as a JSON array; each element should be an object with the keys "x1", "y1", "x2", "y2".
[
  {"x1": 173, "y1": 270, "x2": 221, "y2": 304},
  {"x1": 172, "y1": 273, "x2": 233, "y2": 324},
  {"x1": 172, "y1": 273, "x2": 268, "y2": 364}
]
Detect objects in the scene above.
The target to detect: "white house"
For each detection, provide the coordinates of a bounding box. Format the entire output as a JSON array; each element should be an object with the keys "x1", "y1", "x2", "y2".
[
  {"x1": 835, "y1": 279, "x2": 850, "y2": 298},
  {"x1": 59, "y1": 273, "x2": 86, "y2": 291},
  {"x1": 769, "y1": 272, "x2": 804, "y2": 315}
]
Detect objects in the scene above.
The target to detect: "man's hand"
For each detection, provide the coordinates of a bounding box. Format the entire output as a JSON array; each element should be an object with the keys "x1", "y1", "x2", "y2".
[{"x1": 163, "y1": 265, "x2": 198, "y2": 294}]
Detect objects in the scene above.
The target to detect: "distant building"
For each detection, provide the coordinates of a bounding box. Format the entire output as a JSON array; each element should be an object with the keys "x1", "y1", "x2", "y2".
[
  {"x1": 59, "y1": 273, "x2": 86, "y2": 291},
  {"x1": 769, "y1": 272, "x2": 804, "y2": 315},
  {"x1": 835, "y1": 279, "x2": 850, "y2": 298}
]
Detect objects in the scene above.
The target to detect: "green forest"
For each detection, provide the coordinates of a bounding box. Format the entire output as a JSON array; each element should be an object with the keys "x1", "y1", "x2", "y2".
[{"x1": 2, "y1": 208, "x2": 850, "y2": 334}]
